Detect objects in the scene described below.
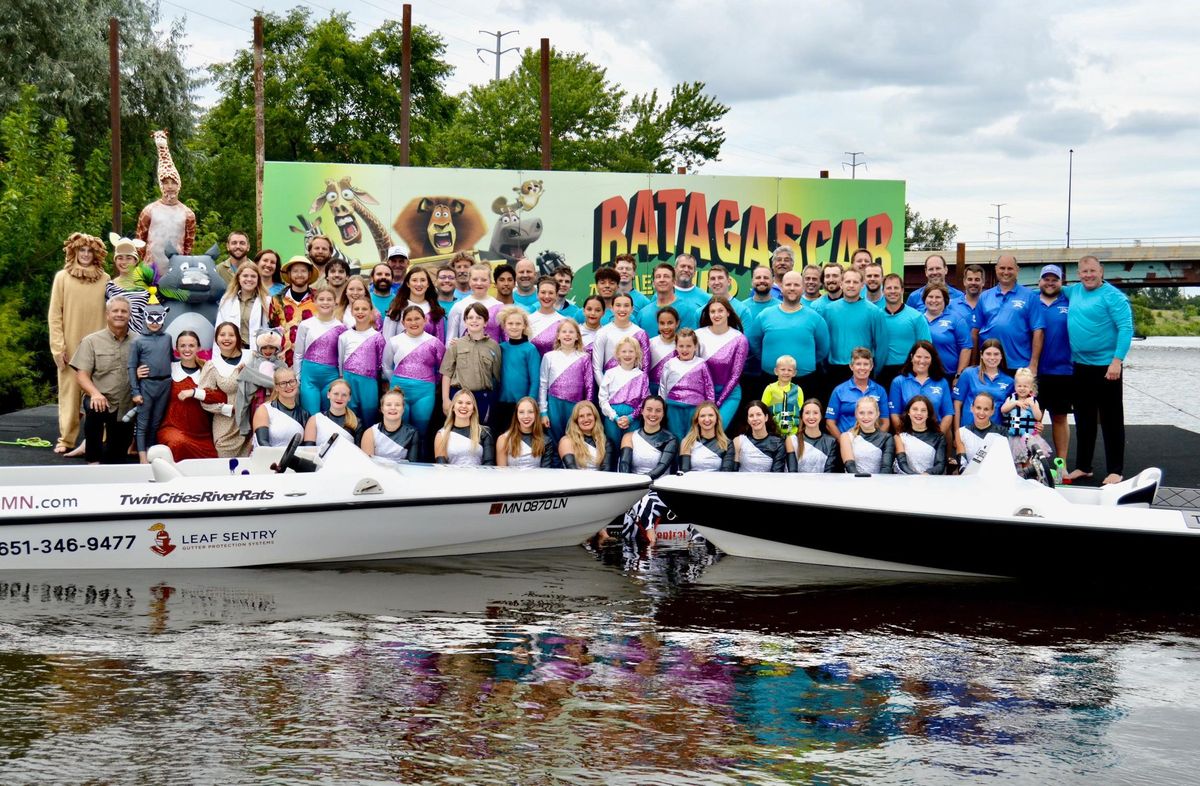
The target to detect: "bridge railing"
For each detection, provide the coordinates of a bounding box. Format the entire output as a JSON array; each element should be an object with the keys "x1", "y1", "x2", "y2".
[{"x1": 955, "y1": 237, "x2": 1200, "y2": 250}]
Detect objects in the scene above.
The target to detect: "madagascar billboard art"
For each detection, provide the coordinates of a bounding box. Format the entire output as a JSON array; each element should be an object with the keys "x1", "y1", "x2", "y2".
[{"x1": 263, "y1": 162, "x2": 905, "y2": 301}]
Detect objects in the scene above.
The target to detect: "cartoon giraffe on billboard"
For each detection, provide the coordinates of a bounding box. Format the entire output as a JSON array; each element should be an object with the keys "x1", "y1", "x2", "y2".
[{"x1": 310, "y1": 177, "x2": 393, "y2": 264}]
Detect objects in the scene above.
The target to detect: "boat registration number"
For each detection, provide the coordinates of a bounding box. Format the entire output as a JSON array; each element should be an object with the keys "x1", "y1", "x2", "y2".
[{"x1": 0, "y1": 536, "x2": 136, "y2": 557}]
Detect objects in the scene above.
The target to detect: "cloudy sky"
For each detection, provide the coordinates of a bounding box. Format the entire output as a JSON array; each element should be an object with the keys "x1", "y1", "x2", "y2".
[{"x1": 166, "y1": 0, "x2": 1199, "y2": 246}]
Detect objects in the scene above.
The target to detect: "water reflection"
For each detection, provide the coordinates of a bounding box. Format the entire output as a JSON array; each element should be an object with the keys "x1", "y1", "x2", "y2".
[{"x1": 2, "y1": 547, "x2": 1199, "y2": 784}]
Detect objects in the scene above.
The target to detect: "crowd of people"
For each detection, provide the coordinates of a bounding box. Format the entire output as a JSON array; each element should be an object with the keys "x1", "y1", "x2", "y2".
[{"x1": 48, "y1": 232, "x2": 1134, "y2": 492}]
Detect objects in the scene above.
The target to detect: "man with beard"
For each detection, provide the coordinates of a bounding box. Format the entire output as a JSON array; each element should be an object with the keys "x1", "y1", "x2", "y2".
[
  {"x1": 435, "y1": 264, "x2": 460, "y2": 311},
  {"x1": 952, "y1": 264, "x2": 986, "y2": 357},
  {"x1": 736, "y1": 265, "x2": 783, "y2": 399},
  {"x1": 768, "y1": 246, "x2": 796, "y2": 298},
  {"x1": 512, "y1": 257, "x2": 539, "y2": 310},
  {"x1": 451, "y1": 251, "x2": 474, "y2": 298},
  {"x1": 1035, "y1": 264, "x2": 1072, "y2": 460},
  {"x1": 673, "y1": 253, "x2": 708, "y2": 311},
  {"x1": 216, "y1": 231, "x2": 252, "y2": 286},
  {"x1": 272, "y1": 256, "x2": 319, "y2": 367},
  {"x1": 863, "y1": 261, "x2": 885, "y2": 305},
  {"x1": 386, "y1": 245, "x2": 409, "y2": 292},
  {"x1": 814, "y1": 263, "x2": 844, "y2": 314},
  {"x1": 850, "y1": 248, "x2": 874, "y2": 274},
  {"x1": 306, "y1": 235, "x2": 334, "y2": 280},
  {"x1": 906, "y1": 253, "x2": 964, "y2": 311},
  {"x1": 368, "y1": 263, "x2": 395, "y2": 315}
]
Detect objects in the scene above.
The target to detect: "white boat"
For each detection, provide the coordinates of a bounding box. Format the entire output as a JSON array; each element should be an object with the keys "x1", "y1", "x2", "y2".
[
  {"x1": 0, "y1": 436, "x2": 648, "y2": 570},
  {"x1": 653, "y1": 434, "x2": 1200, "y2": 578}
]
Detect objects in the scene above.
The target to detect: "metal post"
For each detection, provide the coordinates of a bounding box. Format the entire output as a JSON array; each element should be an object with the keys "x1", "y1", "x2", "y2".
[
  {"x1": 956, "y1": 241, "x2": 966, "y2": 285},
  {"x1": 1066, "y1": 148, "x2": 1074, "y2": 249},
  {"x1": 253, "y1": 16, "x2": 265, "y2": 246},
  {"x1": 540, "y1": 38, "x2": 551, "y2": 170},
  {"x1": 108, "y1": 17, "x2": 121, "y2": 233},
  {"x1": 400, "y1": 4, "x2": 411, "y2": 166}
]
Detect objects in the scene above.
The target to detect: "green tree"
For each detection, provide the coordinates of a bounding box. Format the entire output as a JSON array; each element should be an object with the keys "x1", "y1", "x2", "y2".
[
  {"x1": 905, "y1": 203, "x2": 958, "y2": 250},
  {"x1": 426, "y1": 47, "x2": 728, "y2": 173},
  {"x1": 1142, "y1": 286, "x2": 1182, "y2": 309},
  {"x1": 0, "y1": 88, "x2": 82, "y2": 409},
  {"x1": 190, "y1": 8, "x2": 455, "y2": 241},
  {"x1": 0, "y1": 0, "x2": 197, "y2": 227}
]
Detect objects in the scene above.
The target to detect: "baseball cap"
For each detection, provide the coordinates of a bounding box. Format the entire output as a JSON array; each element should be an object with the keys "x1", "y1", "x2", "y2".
[
  {"x1": 1040, "y1": 264, "x2": 1063, "y2": 279},
  {"x1": 387, "y1": 244, "x2": 409, "y2": 259}
]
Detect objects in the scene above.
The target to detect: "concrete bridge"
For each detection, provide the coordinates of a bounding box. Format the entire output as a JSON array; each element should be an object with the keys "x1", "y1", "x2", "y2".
[{"x1": 902, "y1": 238, "x2": 1200, "y2": 290}]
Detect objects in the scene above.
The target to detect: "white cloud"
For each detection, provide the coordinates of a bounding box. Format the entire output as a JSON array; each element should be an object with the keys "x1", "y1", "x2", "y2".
[{"x1": 163, "y1": 0, "x2": 1200, "y2": 242}]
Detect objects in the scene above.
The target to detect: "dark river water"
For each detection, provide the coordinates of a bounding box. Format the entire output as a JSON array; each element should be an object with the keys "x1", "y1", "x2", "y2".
[{"x1": 3, "y1": 543, "x2": 1199, "y2": 785}]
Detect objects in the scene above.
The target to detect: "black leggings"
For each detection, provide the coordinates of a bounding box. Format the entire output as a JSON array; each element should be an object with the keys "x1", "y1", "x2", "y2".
[
  {"x1": 1072, "y1": 363, "x2": 1124, "y2": 476},
  {"x1": 83, "y1": 408, "x2": 134, "y2": 464}
]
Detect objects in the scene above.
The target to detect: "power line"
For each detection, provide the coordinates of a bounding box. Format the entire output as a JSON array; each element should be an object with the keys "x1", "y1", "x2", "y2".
[
  {"x1": 987, "y1": 203, "x2": 1013, "y2": 249},
  {"x1": 476, "y1": 29, "x2": 520, "y2": 81},
  {"x1": 161, "y1": 0, "x2": 252, "y2": 34},
  {"x1": 842, "y1": 151, "x2": 866, "y2": 179}
]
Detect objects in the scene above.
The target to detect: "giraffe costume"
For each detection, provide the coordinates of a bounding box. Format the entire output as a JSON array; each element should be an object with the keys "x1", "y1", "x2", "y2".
[{"x1": 135, "y1": 129, "x2": 196, "y2": 269}]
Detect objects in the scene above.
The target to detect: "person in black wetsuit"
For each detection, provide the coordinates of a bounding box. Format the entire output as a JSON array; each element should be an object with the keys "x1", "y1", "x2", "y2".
[
  {"x1": 838, "y1": 395, "x2": 893, "y2": 474},
  {"x1": 434, "y1": 389, "x2": 496, "y2": 465},
  {"x1": 497, "y1": 396, "x2": 554, "y2": 468},
  {"x1": 678, "y1": 402, "x2": 734, "y2": 472},
  {"x1": 893, "y1": 394, "x2": 946, "y2": 475},
  {"x1": 734, "y1": 399, "x2": 793, "y2": 472},
  {"x1": 618, "y1": 395, "x2": 678, "y2": 478},
  {"x1": 956, "y1": 392, "x2": 1006, "y2": 473},
  {"x1": 790, "y1": 397, "x2": 839, "y2": 473},
  {"x1": 559, "y1": 400, "x2": 609, "y2": 470},
  {"x1": 362, "y1": 387, "x2": 421, "y2": 462}
]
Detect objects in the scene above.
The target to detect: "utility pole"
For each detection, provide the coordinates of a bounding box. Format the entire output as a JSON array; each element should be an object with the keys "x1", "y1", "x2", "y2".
[
  {"x1": 987, "y1": 204, "x2": 1013, "y2": 250},
  {"x1": 108, "y1": 17, "x2": 121, "y2": 233},
  {"x1": 539, "y1": 38, "x2": 551, "y2": 170},
  {"x1": 399, "y1": 4, "x2": 411, "y2": 165},
  {"x1": 842, "y1": 152, "x2": 866, "y2": 179},
  {"x1": 1066, "y1": 148, "x2": 1074, "y2": 248},
  {"x1": 477, "y1": 29, "x2": 519, "y2": 81},
  {"x1": 253, "y1": 15, "x2": 264, "y2": 246}
]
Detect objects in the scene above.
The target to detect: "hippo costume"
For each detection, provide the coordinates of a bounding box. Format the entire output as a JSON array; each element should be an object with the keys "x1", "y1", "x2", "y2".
[
  {"x1": 127, "y1": 290, "x2": 173, "y2": 453},
  {"x1": 158, "y1": 242, "x2": 225, "y2": 350}
]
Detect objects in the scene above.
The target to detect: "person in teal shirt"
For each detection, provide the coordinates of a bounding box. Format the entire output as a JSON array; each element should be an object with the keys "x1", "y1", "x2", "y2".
[
  {"x1": 672, "y1": 253, "x2": 710, "y2": 312},
  {"x1": 877, "y1": 273, "x2": 932, "y2": 391},
  {"x1": 1064, "y1": 255, "x2": 1134, "y2": 485},
  {"x1": 822, "y1": 268, "x2": 886, "y2": 387},
  {"x1": 745, "y1": 271, "x2": 829, "y2": 394},
  {"x1": 493, "y1": 306, "x2": 541, "y2": 434},
  {"x1": 638, "y1": 262, "x2": 699, "y2": 332}
]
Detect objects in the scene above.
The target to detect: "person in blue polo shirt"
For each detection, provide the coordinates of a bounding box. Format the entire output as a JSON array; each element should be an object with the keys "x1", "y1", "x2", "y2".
[
  {"x1": 977, "y1": 255, "x2": 1044, "y2": 374},
  {"x1": 953, "y1": 338, "x2": 1014, "y2": 429},
  {"x1": 825, "y1": 346, "x2": 889, "y2": 438},
  {"x1": 906, "y1": 253, "x2": 964, "y2": 311},
  {"x1": 822, "y1": 268, "x2": 887, "y2": 388},
  {"x1": 1035, "y1": 264, "x2": 1073, "y2": 459},
  {"x1": 1063, "y1": 255, "x2": 1133, "y2": 485},
  {"x1": 923, "y1": 283, "x2": 972, "y2": 375},
  {"x1": 888, "y1": 340, "x2": 954, "y2": 437},
  {"x1": 745, "y1": 271, "x2": 829, "y2": 394},
  {"x1": 878, "y1": 273, "x2": 932, "y2": 390}
]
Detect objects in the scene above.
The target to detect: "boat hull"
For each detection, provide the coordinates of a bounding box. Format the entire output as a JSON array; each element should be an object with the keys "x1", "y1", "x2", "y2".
[
  {"x1": 0, "y1": 446, "x2": 649, "y2": 570},
  {"x1": 654, "y1": 480, "x2": 1200, "y2": 579}
]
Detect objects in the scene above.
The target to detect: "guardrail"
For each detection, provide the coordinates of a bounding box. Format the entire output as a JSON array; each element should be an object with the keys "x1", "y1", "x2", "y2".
[{"x1": 952, "y1": 237, "x2": 1200, "y2": 250}]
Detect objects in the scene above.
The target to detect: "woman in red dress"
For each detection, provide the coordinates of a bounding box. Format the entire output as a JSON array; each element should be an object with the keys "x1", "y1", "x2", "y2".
[{"x1": 157, "y1": 330, "x2": 221, "y2": 459}]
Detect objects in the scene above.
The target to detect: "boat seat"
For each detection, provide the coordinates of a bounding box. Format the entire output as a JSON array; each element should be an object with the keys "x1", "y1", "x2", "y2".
[
  {"x1": 1098, "y1": 468, "x2": 1161, "y2": 507},
  {"x1": 148, "y1": 444, "x2": 182, "y2": 483}
]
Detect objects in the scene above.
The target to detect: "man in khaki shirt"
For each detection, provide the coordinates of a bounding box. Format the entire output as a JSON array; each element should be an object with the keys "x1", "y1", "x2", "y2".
[{"x1": 71, "y1": 297, "x2": 136, "y2": 464}]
